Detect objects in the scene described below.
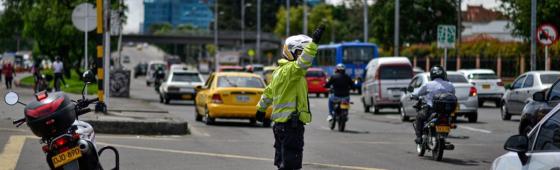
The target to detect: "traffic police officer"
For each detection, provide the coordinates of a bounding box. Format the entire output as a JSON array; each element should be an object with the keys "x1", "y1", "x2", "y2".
[{"x1": 255, "y1": 26, "x2": 323, "y2": 169}]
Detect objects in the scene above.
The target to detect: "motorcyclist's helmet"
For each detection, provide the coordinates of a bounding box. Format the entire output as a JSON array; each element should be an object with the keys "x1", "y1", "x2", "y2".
[
  {"x1": 335, "y1": 63, "x2": 345, "y2": 73},
  {"x1": 429, "y1": 65, "x2": 447, "y2": 81},
  {"x1": 282, "y1": 35, "x2": 312, "y2": 61}
]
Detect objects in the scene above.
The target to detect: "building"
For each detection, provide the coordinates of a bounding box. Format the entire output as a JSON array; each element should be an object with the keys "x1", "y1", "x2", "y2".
[
  {"x1": 461, "y1": 5, "x2": 522, "y2": 42},
  {"x1": 143, "y1": 0, "x2": 214, "y2": 33}
]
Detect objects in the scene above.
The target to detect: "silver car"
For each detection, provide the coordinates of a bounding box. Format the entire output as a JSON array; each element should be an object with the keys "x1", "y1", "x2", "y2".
[
  {"x1": 501, "y1": 71, "x2": 560, "y2": 120},
  {"x1": 400, "y1": 72, "x2": 479, "y2": 122},
  {"x1": 492, "y1": 103, "x2": 560, "y2": 170}
]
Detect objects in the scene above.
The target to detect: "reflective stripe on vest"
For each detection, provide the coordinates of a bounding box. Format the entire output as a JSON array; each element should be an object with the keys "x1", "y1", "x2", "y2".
[
  {"x1": 273, "y1": 102, "x2": 296, "y2": 110},
  {"x1": 271, "y1": 111, "x2": 293, "y2": 121}
]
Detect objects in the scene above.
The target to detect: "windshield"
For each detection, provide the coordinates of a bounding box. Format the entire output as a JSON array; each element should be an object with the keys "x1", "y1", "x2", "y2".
[
  {"x1": 541, "y1": 74, "x2": 560, "y2": 84},
  {"x1": 447, "y1": 74, "x2": 468, "y2": 83},
  {"x1": 150, "y1": 64, "x2": 165, "y2": 70},
  {"x1": 171, "y1": 72, "x2": 202, "y2": 82},
  {"x1": 342, "y1": 47, "x2": 374, "y2": 65},
  {"x1": 379, "y1": 65, "x2": 413, "y2": 80},
  {"x1": 306, "y1": 71, "x2": 325, "y2": 77},
  {"x1": 469, "y1": 73, "x2": 498, "y2": 80},
  {"x1": 218, "y1": 76, "x2": 264, "y2": 88}
]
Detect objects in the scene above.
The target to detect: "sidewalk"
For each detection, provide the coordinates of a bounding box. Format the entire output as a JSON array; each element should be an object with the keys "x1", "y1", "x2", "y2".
[{"x1": 10, "y1": 73, "x2": 189, "y2": 135}]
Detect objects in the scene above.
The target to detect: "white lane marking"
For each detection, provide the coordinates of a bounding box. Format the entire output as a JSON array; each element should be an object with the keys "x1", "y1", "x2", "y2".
[
  {"x1": 0, "y1": 135, "x2": 26, "y2": 170},
  {"x1": 97, "y1": 142, "x2": 385, "y2": 170},
  {"x1": 459, "y1": 126, "x2": 492, "y2": 134},
  {"x1": 384, "y1": 115, "x2": 400, "y2": 120},
  {"x1": 188, "y1": 125, "x2": 210, "y2": 137}
]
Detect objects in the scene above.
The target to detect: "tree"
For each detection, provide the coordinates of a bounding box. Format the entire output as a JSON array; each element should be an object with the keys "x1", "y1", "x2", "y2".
[
  {"x1": 501, "y1": 0, "x2": 560, "y2": 39},
  {"x1": 273, "y1": 4, "x2": 334, "y2": 44},
  {"x1": 369, "y1": 0, "x2": 457, "y2": 50}
]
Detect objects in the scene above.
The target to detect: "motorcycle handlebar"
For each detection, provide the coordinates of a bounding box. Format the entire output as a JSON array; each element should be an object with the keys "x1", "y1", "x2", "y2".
[
  {"x1": 77, "y1": 108, "x2": 92, "y2": 116},
  {"x1": 13, "y1": 118, "x2": 25, "y2": 127}
]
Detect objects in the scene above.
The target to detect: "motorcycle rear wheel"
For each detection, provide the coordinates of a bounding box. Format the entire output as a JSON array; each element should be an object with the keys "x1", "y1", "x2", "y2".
[
  {"x1": 432, "y1": 136, "x2": 445, "y2": 161},
  {"x1": 338, "y1": 120, "x2": 345, "y2": 132}
]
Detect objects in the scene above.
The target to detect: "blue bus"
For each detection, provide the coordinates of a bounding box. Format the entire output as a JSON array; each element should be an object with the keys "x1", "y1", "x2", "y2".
[{"x1": 314, "y1": 42, "x2": 379, "y2": 79}]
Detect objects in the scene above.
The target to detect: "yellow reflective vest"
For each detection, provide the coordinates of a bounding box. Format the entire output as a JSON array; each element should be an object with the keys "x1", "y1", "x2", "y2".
[{"x1": 257, "y1": 43, "x2": 317, "y2": 123}]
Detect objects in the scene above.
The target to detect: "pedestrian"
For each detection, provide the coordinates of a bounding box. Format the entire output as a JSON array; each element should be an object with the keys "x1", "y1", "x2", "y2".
[
  {"x1": 255, "y1": 27, "x2": 323, "y2": 169},
  {"x1": 3, "y1": 61, "x2": 15, "y2": 89},
  {"x1": 0, "y1": 60, "x2": 3, "y2": 83},
  {"x1": 52, "y1": 57, "x2": 67, "y2": 91}
]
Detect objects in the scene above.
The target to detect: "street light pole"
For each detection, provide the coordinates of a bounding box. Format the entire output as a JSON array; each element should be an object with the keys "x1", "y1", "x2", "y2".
[
  {"x1": 394, "y1": 0, "x2": 399, "y2": 56},
  {"x1": 303, "y1": 0, "x2": 308, "y2": 35},
  {"x1": 257, "y1": 0, "x2": 261, "y2": 64},
  {"x1": 286, "y1": 0, "x2": 290, "y2": 37},
  {"x1": 241, "y1": 0, "x2": 245, "y2": 52},
  {"x1": 530, "y1": 0, "x2": 536, "y2": 71},
  {"x1": 214, "y1": 0, "x2": 219, "y2": 71},
  {"x1": 363, "y1": 0, "x2": 368, "y2": 43}
]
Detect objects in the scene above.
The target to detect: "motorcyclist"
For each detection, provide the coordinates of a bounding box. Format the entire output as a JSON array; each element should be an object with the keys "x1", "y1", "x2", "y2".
[
  {"x1": 324, "y1": 63, "x2": 354, "y2": 121},
  {"x1": 412, "y1": 65, "x2": 455, "y2": 144},
  {"x1": 153, "y1": 66, "x2": 166, "y2": 91}
]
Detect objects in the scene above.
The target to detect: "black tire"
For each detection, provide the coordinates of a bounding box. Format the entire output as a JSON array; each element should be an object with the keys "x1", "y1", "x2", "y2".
[
  {"x1": 495, "y1": 100, "x2": 502, "y2": 108},
  {"x1": 478, "y1": 100, "x2": 484, "y2": 107},
  {"x1": 249, "y1": 118, "x2": 257, "y2": 125},
  {"x1": 432, "y1": 138, "x2": 445, "y2": 161},
  {"x1": 263, "y1": 119, "x2": 272, "y2": 127},
  {"x1": 501, "y1": 102, "x2": 512, "y2": 120},
  {"x1": 374, "y1": 107, "x2": 380, "y2": 114},
  {"x1": 324, "y1": 93, "x2": 329, "y2": 98},
  {"x1": 468, "y1": 112, "x2": 478, "y2": 123},
  {"x1": 164, "y1": 98, "x2": 170, "y2": 104},
  {"x1": 400, "y1": 105, "x2": 410, "y2": 122},
  {"x1": 195, "y1": 108, "x2": 203, "y2": 121},
  {"x1": 338, "y1": 120, "x2": 346, "y2": 132}
]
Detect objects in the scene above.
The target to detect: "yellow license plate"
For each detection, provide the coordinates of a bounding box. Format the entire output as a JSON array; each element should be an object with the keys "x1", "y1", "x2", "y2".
[
  {"x1": 312, "y1": 81, "x2": 320, "y2": 85},
  {"x1": 435, "y1": 126, "x2": 450, "y2": 133},
  {"x1": 483, "y1": 84, "x2": 491, "y2": 89},
  {"x1": 340, "y1": 104, "x2": 349, "y2": 109},
  {"x1": 182, "y1": 94, "x2": 192, "y2": 99},
  {"x1": 52, "y1": 146, "x2": 82, "y2": 168}
]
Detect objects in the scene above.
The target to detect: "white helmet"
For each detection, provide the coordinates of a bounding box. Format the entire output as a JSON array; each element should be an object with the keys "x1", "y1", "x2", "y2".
[
  {"x1": 282, "y1": 35, "x2": 312, "y2": 61},
  {"x1": 335, "y1": 63, "x2": 345, "y2": 71}
]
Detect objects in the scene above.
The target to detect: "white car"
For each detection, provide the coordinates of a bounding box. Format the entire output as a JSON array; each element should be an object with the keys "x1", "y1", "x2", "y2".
[
  {"x1": 459, "y1": 69, "x2": 505, "y2": 107},
  {"x1": 400, "y1": 72, "x2": 479, "y2": 122},
  {"x1": 158, "y1": 69, "x2": 204, "y2": 104},
  {"x1": 492, "y1": 103, "x2": 560, "y2": 170}
]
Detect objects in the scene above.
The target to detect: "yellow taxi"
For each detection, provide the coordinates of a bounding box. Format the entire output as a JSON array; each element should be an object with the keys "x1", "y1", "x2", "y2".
[{"x1": 194, "y1": 72, "x2": 273, "y2": 126}]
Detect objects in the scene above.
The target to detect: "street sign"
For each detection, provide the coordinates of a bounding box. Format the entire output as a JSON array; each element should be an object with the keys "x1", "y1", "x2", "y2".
[
  {"x1": 437, "y1": 25, "x2": 456, "y2": 49},
  {"x1": 537, "y1": 24, "x2": 558, "y2": 46},
  {"x1": 71, "y1": 3, "x2": 97, "y2": 32}
]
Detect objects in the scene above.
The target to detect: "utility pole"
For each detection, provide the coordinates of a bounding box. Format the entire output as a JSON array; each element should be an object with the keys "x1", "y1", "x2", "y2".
[
  {"x1": 457, "y1": 0, "x2": 461, "y2": 62},
  {"x1": 530, "y1": 0, "x2": 536, "y2": 71},
  {"x1": 241, "y1": 0, "x2": 245, "y2": 51},
  {"x1": 394, "y1": 0, "x2": 399, "y2": 56},
  {"x1": 286, "y1": 0, "x2": 290, "y2": 36},
  {"x1": 303, "y1": 0, "x2": 308, "y2": 35},
  {"x1": 103, "y1": 0, "x2": 111, "y2": 107},
  {"x1": 363, "y1": 0, "x2": 368, "y2": 43},
  {"x1": 257, "y1": 0, "x2": 261, "y2": 64},
  {"x1": 214, "y1": 0, "x2": 219, "y2": 71}
]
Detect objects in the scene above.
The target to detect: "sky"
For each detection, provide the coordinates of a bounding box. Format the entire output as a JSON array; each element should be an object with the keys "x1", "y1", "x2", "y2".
[{"x1": 118, "y1": 0, "x2": 502, "y2": 34}]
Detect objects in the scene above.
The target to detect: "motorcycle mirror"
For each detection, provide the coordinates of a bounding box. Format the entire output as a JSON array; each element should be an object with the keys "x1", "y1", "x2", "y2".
[
  {"x1": 4, "y1": 91, "x2": 19, "y2": 106},
  {"x1": 82, "y1": 70, "x2": 96, "y2": 84}
]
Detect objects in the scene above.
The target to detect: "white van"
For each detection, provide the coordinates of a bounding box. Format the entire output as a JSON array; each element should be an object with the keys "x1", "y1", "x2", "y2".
[
  {"x1": 361, "y1": 57, "x2": 413, "y2": 114},
  {"x1": 146, "y1": 60, "x2": 167, "y2": 86}
]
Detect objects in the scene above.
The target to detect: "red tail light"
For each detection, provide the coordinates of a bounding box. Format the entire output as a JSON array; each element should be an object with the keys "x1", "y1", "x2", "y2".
[
  {"x1": 53, "y1": 137, "x2": 68, "y2": 149},
  {"x1": 211, "y1": 94, "x2": 223, "y2": 104},
  {"x1": 469, "y1": 87, "x2": 477, "y2": 96},
  {"x1": 497, "y1": 82, "x2": 504, "y2": 86}
]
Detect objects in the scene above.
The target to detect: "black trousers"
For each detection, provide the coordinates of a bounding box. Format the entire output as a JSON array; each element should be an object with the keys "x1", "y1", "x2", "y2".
[
  {"x1": 54, "y1": 73, "x2": 66, "y2": 91},
  {"x1": 273, "y1": 122, "x2": 304, "y2": 170},
  {"x1": 414, "y1": 107, "x2": 432, "y2": 138},
  {"x1": 5, "y1": 76, "x2": 12, "y2": 89}
]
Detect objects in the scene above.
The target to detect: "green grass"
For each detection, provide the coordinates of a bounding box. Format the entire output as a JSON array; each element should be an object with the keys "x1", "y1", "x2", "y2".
[{"x1": 20, "y1": 70, "x2": 98, "y2": 95}]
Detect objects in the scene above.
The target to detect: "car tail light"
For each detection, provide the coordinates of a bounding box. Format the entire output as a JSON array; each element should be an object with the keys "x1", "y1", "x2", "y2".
[
  {"x1": 469, "y1": 87, "x2": 477, "y2": 96},
  {"x1": 497, "y1": 82, "x2": 504, "y2": 86},
  {"x1": 211, "y1": 94, "x2": 223, "y2": 104}
]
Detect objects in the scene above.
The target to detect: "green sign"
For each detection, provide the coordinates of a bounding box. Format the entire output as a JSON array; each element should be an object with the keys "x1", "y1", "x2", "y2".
[{"x1": 437, "y1": 25, "x2": 456, "y2": 49}]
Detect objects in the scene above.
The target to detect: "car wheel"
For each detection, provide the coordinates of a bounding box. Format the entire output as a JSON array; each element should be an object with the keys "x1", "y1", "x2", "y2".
[
  {"x1": 164, "y1": 98, "x2": 170, "y2": 104},
  {"x1": 400, "y1": 105, "x2": 409, "y2": 122},
  {"x1": 195, "y1": 107, "x2": 203, "y2": 121},
  {"x1": 374, "y1": 107, "x2": 380, "y2": 114},
  {"x1": 478, "y1": 100, "x2": 484, "y2": 107},
  {"x1": 316, "y1": 93, "x2": 320, "y2": 98},
  {"x1": 249, "y1": 118, "x2": 257, "y2": 125},
  {"x1": 468, "y1": 112, "x2": 478, "y2": 123},
  {"x1": 501, "y1": 101, "x2": 512, "y2": 120}
]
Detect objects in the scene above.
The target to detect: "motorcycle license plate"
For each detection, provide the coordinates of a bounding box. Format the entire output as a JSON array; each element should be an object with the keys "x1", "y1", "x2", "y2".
[
  {"x1": 340, "y1": 104, "x2": 350, "y2": 109},
  {"x1": 52, "y1": 146, "x2": 82, "y2": 168},
  {"x1": 435, "y1": 126, "x2": 450, "y2": 133}
]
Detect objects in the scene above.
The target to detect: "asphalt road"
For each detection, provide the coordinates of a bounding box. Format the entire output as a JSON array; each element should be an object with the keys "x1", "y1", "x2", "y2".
[{"x1": 0, "y1": 46, "x2": 520, "y2": 170}]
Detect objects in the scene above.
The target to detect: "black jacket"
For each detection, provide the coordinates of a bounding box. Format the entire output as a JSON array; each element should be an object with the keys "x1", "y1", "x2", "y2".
[{"x1": 324, "y1": 72, "x2": 354, "y2": 97}]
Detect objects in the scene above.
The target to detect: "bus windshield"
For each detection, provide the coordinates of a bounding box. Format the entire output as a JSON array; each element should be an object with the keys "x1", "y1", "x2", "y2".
[{"x1": 343, "y1": 47, "x2": 374, "y2": 65}]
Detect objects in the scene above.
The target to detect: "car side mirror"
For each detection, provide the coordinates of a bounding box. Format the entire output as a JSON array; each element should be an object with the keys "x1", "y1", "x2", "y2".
[
  {"x1": 533, "y1": 91, "x2": 546, "y2": 102},
  {"x1": 504, "y1": 135, "x2": 529, "y2": 165},
  {"x1": 505, "y1": 84, "x2": 512, "y2": 90},
  {"x1": 82, "y1": 70, "x2": 96, "y2": 84}
]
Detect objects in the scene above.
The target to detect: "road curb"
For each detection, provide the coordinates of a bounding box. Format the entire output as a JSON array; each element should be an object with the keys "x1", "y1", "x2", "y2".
[{"x1": 82, "y1": 118, "x2": 190, "y2": 135}]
